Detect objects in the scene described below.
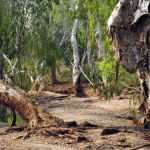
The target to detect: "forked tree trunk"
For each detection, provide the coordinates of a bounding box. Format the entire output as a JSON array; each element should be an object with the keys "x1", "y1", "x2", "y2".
[{"x1": 0, "y1": 80, "x2": 63, "y2": 129}]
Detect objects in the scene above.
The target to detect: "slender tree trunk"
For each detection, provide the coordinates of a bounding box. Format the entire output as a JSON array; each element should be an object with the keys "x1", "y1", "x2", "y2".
[
  {"x1": 71, "y1": 19, "x2": 84, "y2": 97},
  {"x1": 51, "y1": 63, "x2": 57, "y2": 84}
]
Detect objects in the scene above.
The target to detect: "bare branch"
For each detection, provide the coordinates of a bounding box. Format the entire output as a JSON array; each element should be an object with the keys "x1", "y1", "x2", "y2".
[
  {"x1": 79, "y1": 65, "x2": 94, "y2": 87},
  {"x1": 2, "y1": 52, "x2": 13, "y2": 69},
  {"x1": 70, "y1": 60, "x2": 94, "y2": 87},
  {"x1": 12, "y1": 57, "x2": 19, "y2": 71}
]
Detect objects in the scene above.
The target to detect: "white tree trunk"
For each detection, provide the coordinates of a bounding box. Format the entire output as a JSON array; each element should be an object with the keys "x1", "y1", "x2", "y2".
[
  {"x1": 71, "y1": 19, "x2": 80, "y2": 85},
  {"x1": 71, "y1": 19, "x2": 85, "y2": 96}
]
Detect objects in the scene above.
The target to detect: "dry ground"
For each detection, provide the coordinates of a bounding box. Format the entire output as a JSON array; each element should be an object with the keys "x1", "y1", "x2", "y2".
[{"x1": 0, "y1": 84, "x2": 150, "y2": 150}]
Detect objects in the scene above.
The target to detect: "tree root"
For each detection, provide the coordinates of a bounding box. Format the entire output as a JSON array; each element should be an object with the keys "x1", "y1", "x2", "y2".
[{"x1": 3, "y1": 121, "x2": 97, "y2": 142}]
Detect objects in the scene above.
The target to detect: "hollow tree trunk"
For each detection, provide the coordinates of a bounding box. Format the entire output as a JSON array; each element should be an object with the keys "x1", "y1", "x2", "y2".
[
  {"x1": 0, "y1": 80, "x2": 63, "y2": 129},
  {"x1": 71, "y1": 19, "x2": 83, "y2": 97}
]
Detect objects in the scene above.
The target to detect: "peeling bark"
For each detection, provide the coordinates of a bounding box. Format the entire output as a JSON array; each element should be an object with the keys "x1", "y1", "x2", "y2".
[{"x1": 107, "y1": 0, "x2": 150, "y2": 127}]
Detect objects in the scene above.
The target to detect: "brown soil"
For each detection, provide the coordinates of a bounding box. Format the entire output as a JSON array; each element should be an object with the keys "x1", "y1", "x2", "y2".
[{"x1": 0, "y1": 83, "x2": 150, "y2": 150}]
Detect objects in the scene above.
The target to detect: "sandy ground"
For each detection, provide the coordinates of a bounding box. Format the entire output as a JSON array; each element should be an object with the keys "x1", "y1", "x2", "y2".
[{"x1": 0, "y1": 91, "x2": 150, "y2": 150}]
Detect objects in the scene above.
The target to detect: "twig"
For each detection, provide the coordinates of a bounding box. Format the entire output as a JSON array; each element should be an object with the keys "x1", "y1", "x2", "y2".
[{"x1": 79, "y1": 65, "x2": 94, "y2": 86}]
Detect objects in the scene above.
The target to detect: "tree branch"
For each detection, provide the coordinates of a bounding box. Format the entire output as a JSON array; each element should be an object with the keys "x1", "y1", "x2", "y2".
[{"x1": 2, "y1": 52, "x2": 13, "y2": 69}]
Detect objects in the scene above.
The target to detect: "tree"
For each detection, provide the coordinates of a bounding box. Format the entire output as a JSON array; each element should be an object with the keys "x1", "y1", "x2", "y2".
[
  {"x1": 107, "y1": 0, "x2": 150, "y2": 128},
  {"x1": 71, "y1": 19, "x2": 88, "y2": 96}
]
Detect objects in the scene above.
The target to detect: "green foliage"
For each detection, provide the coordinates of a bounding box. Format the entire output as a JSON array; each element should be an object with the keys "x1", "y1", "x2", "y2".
[{"x1": 99, "y1": 57, "x2": 139, "y2": 99}]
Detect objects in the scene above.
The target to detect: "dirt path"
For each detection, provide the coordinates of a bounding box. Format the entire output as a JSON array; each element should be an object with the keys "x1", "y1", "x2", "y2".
[{"x1": 0, "y1": 91, "x2": 150, "y2": 150}]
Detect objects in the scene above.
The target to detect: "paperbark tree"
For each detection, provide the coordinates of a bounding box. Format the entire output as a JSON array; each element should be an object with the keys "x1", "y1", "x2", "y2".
[{"x1": 107, "y1": 0, "x2": 150, "y2": 128}]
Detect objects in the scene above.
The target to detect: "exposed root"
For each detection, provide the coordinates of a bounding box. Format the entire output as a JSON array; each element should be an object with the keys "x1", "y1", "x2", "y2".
[{"x1": 3, "y1": 121, "x2": 98, "y2": 142}]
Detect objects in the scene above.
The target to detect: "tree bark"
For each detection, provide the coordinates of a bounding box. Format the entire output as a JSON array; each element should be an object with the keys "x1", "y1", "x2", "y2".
[{"x1": 107, "y1": 0, "x2": 150, "y2": 127}]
